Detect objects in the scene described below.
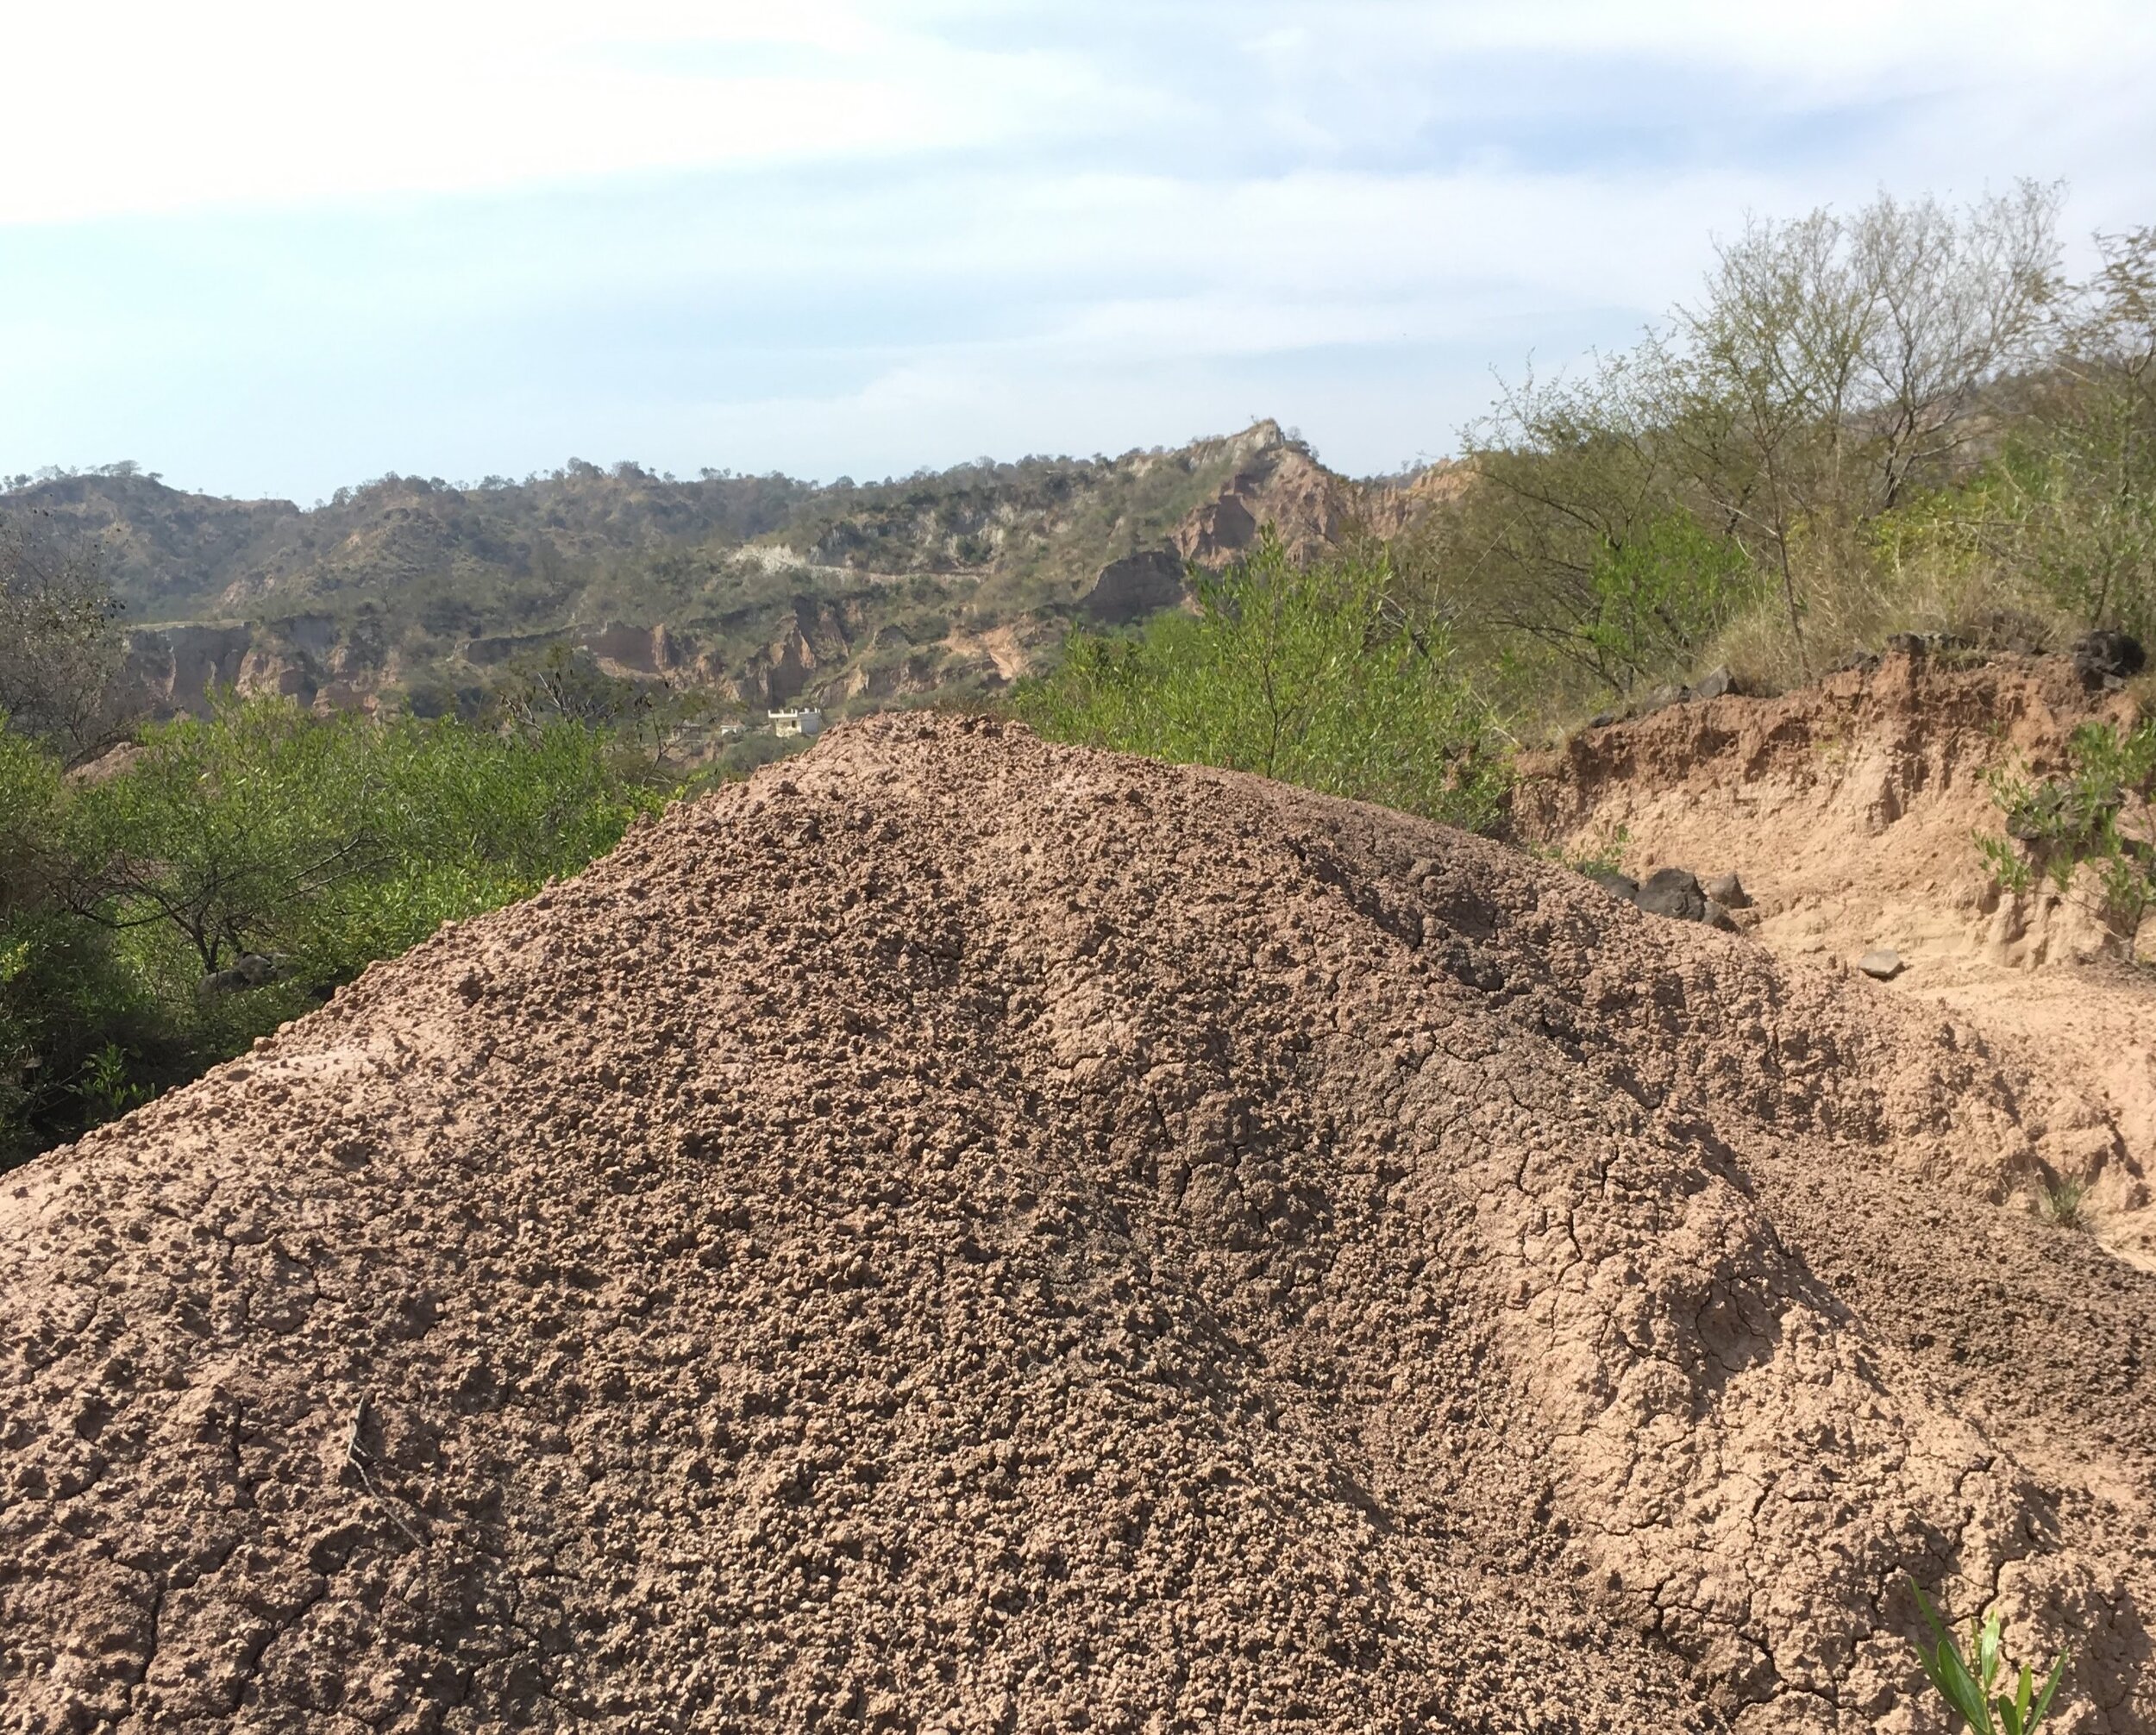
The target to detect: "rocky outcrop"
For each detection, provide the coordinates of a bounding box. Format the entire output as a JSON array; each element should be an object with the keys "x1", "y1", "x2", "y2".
[
  {"x1": 118, "y1": 623, "x2": 258, "y2": 717},
  {"x1": 34, "y1": 422, "x2": 1495, "y2": 726},
  {"x1": 1174, "y1": 432, "x2": 1356, "y2": 569},
  {"x1": 1078, "y1": 549, "x2": 1189, "y2": 624},
  {"x1": 115, "y1": 617, "x2": 400, "y2": 719},
  {"x1": 1056, "y1": 425, "x2": 1382, "y2": 633},
  {"x1": 587, "y1": 621, "x2": 689, "y2": 678},
  {"x1": 2073, "y1": 629, "x2": 2147, "y2": 687}
]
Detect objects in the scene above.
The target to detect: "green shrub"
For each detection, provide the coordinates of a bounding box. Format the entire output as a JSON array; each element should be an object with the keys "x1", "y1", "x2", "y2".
[
  {"x1": 2, "y1": 698, "x2": 681, "y2": 1167},
  {"x1": 1019, "y1": 530, "x2": 1509, "y2": 833},
  {"x1": 65, "y1": 698, "x2": 671, "y2": 993},
  {"x1": 1562, "y1": 825, "x2": 1631, "y2": 879},
  {"x1": 1977, "y1": 718, "x2": 2156, "y2": 929},
  {"x1": 0, "y1": 726, "x2": 166, "y2": 1161},
  {"x1": 2035, "y1": 1176, "x2": 2089, "y2": 1231}
]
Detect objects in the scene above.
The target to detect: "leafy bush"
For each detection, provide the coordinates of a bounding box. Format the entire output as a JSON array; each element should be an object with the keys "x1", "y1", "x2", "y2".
[
  {"x1": 1, "y1": 699, "x2": 680, "y2": 1165},
  {"x1": 0, "y1": 727, "x2": 160, "y2": 1163},
  {"x1": 1977, "y1": 717, "x2": 2156, "y2": 929},
  {"x1": 1998, "y1": 227, "x2": 2156, "y2": 642},
  {"x1": 1578, "y1": 515, "x2": 1757, "y2": 692},
  {"x1": 1019, "y1": 531, "x2": 1509, "y2": 834},
  {"x1": 66, "y1": 698, "x2": 670, "y2": 992}
]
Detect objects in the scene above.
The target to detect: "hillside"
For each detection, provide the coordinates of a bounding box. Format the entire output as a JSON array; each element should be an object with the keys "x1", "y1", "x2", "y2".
[{"x1": 8, "y1": 426, "x2": 1436, "y2": 727}]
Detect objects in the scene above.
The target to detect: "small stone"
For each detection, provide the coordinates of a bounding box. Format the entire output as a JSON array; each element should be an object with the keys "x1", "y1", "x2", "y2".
[
  {"x1": 1857, "y1": 949, "x2": 1904, "y2": 980},
  {"x1": 1635, "y1": 868, "x2": 1707, "y2": 923},
  {"x1": 1692, "y1": 665, "x2": 1733, "y2": 700},
  {"x1": 2070, "y1": 629, "x2": 2145, "y2": 688},
  {"x1": 1583, "y1": 868, "x2": 1639, "y2": 904},
  {"x1": 1702, "y1": 872, "x2": 1751, "y2": 909},
  {"x1": 1703, "y1": 900, "x2": 1739, "y2": 932}
]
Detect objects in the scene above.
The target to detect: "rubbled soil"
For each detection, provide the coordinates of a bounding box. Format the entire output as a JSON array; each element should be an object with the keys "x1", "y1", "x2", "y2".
[{"x1": 3, "y1": 713, "x2": 2154, "y2": 1733}]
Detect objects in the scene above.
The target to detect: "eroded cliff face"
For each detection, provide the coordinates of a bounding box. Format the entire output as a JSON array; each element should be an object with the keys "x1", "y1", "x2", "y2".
[
  {"x1": 1514, "y1": 648, "x2": 2156, "y2": 1269},
  {"x1": 1173, "y1": 436, "x2": 1357, "y2": 567},
  {"x1": 72, "y1": 421, "x2": 1463, "y2": 724},
  {"x1": 118, "y1": 600, "x2": 1050, "y2": 724},
  {"x1": 1073, "y1": 423, "x2": 1447, "y2": 623},
  {"x1": 118, "y1": 616, "x2": 404, "y2": 718}
]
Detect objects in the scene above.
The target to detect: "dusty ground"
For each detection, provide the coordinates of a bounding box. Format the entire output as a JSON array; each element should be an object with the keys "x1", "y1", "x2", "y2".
[
  {"x1": 4, "y1": 712, "x2": 2155, "y2": 1732},
  {"x1": 1519, "y1": 649, "x2": 2156, "y2": 1268}
]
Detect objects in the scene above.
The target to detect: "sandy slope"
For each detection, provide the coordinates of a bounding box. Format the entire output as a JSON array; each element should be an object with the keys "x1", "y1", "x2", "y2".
[
  {"x1": 1519, "y1": 649, "x2": 2156, "y2": 1272},
  {"x1": 3, "y1": 714, "x2": 2153, "y2": 1732}
]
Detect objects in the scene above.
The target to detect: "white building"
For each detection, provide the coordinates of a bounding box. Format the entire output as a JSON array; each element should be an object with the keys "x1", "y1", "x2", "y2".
[{"x1": 769, "y1": 708, "x2": 824, "y2": 739}]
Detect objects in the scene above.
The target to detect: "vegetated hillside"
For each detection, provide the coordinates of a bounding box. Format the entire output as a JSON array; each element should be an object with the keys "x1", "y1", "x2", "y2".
[
  {"x1": 8, "y1": 425, "x2": 1434, "y2": 725},
  {"x1": 4, "y1": 715, "x2": 2153, "y2": 1732}
]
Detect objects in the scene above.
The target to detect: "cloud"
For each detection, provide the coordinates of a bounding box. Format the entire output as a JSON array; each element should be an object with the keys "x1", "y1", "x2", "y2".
[
  {"x1": 0, "y1": 0, "x2": 1138, "y2": 223},
  {"x1": 2, "y1": 2, "x2": 2152, "y2": 493}
]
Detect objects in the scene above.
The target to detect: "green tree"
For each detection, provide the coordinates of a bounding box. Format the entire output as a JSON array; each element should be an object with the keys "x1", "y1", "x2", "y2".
[
  {"x1": 63, "y1": 698, "x2": 669, "y2": 998},
  {"x1": 1999, "y1": 227, "x2": 2156, "y2": 638},
  {"x1": 0, "y1": 509, "x2": 134, "y2": 761},
  {"x1": 483, "y1": 642, "x2": 729, "y2": 767},
  {"x1": 1445, "y1": 185, "x2": 2061, "y2": 703},
  {"x1": 1435, "y1": 369, "x2": 1758, "y2": 702},
  {"x1": 64, "y1": 701, "x2": 392, "y2": 979},
  {"x1": 0, "y1": 698, "x2": 680, "y2": 1162},
  {"x1": 0, "y1": 725, "x2": 158, "y2": 1163}
]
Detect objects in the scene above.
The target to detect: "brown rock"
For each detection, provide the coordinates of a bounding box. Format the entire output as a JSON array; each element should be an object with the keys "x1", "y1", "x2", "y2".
[{"x1": 1703, "y1": 871, "x2": 1751, "y2": 908}]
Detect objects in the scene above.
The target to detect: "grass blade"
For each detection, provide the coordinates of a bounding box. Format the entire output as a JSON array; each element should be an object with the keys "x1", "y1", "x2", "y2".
[
  {"x1": 1909, "y1": 1580, "x2": 1997, "y2": 1731},
  {"x1": 2029, "y1": 1651, "x2": 2070, "y2": 1730}
]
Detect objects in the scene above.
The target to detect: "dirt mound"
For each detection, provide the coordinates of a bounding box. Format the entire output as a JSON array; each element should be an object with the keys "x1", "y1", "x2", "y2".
[
  {"x1": 6, "y1": 715, "x2": 2156, "y2": 1732},
  {"x1": 1517, "y1": 649, "x2": 2156, "y2": 1269}
]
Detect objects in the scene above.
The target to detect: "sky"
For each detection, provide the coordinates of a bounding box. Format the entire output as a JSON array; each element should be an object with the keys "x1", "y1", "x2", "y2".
[{"x1": 4, "y1": 0, "x2": 2155, "y2": 504}]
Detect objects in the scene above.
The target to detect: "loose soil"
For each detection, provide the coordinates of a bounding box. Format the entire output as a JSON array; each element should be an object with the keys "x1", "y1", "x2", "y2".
[{"x1": 5, "y1": 711, "x2": 2155, "y2": 1733}]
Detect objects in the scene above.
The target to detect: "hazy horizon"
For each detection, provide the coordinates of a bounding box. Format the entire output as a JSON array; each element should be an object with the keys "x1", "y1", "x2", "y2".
[{"x1": 7, "y1": 1, "x2": 2155, "y2": 504}]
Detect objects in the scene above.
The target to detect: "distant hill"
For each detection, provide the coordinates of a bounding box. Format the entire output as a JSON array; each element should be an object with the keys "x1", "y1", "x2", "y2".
[{"x1": 3, "y1": 425, "x2": 1455, "y2": 726}]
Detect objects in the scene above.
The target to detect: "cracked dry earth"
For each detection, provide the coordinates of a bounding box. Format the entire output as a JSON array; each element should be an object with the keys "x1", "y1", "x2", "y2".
[{"x1": 3, "y1": 714, "x2": 2153, "y2": 1733}]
